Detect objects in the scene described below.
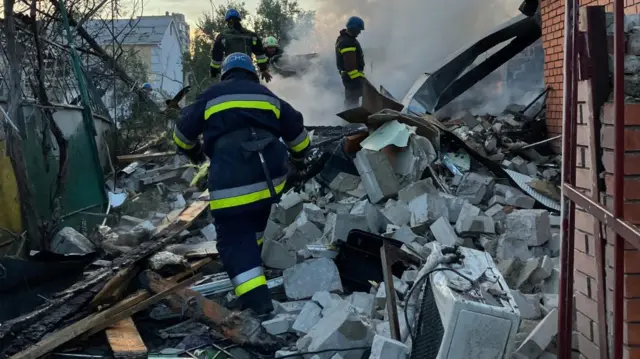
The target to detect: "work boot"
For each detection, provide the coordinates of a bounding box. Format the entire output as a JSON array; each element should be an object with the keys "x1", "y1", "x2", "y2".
[{"x1": 240, "y1": 285, "x2": 274, "y2": 315}]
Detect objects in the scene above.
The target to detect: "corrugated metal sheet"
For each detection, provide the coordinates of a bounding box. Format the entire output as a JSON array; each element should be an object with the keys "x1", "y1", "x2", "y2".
[{"x1": 504, "y1": 169, "x2": 561, "y2": 212}]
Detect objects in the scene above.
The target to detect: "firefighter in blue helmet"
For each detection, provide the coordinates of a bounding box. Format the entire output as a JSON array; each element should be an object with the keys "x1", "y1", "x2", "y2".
[
  {"x1": 173, "y1": 53, "x2": 310, "y2": 315},
  {"x1": 335, "y1": 16, "x2": 366, "y2": 108},
  {"x1": 210, "y1": 9, "x2": 272, "y2": 83}
]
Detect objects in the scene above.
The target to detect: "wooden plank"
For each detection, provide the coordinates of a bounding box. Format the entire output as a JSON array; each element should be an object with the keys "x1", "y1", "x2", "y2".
[
  {"x1": 91, "y1": 264, "x2": 141, "y2": 309},
  {"x1": 105, "y1": 317, "x2": 147, "y2": 359},
  {"x1": 117, "y1": 152, "x2": 174, "y2": 163},
  {"x1": 10, "y1": 274, "x2": 200, "y2": 359}
]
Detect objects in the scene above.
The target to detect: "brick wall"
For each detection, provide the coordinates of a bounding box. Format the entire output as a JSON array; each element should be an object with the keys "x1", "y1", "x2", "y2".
[
  {"x1": 540, "y1": 0, "x2": 632, "y2": 147},
  {"x1": 573, "y1": 99, "x2": 640, "y2": 359}
]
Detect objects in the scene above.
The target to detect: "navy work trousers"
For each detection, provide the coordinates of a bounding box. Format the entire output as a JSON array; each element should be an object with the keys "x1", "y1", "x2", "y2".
[{"x1": 213, "y1": 205, "x2": 273, "y2": 314}]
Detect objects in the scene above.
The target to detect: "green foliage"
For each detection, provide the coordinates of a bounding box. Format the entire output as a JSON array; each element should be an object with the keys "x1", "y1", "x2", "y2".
[{"x1": 181, "y1": 0, "x2": 315, "y2": 101}]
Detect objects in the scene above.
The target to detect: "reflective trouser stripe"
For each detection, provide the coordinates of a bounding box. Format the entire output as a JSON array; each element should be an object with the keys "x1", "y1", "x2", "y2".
[
  {"x1": 209, "y1": 175, "x2": 287, "y2": 210},
  {"x1": 173, "y1": 127, "x2": 195, "y2": 150},
  {"x1": 347, "y1": 69, "x2": 365, "y2": 79},
  {"x1": 255, "y1": 54, "x2": 268, "y2": 64},
  {"x1": 287, "y1": 128, "x2": 310, "y2": 153},
  {"x1": 339, "y1": 47, "x2": 356, "y2": 54},
  {"x1": 256, "y1": 231, "x2": 264, "y2": 246},
  {"x1": 204, "y1": 94, "x2": 281, "y2": 120},
  {"x1": 211, "y1": 60, "x2": 222, "y2": 69},
  {"x1": 231, "y1": 267, "x2": 267, "y2": 296}
]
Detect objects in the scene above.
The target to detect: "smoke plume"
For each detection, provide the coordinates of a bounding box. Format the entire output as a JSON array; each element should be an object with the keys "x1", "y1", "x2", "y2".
[{"x1": 268, "y1": 0, "x2": 528, "y2": 125}]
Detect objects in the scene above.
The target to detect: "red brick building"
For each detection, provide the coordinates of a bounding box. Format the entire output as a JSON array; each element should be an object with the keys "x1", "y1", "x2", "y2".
[{"x1": 540, "y1": 0, "x2": 640, "y2": 358}]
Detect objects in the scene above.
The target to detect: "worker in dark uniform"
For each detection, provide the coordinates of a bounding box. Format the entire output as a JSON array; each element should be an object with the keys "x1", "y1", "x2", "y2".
[
  {"x1": 263, "y1": 36, "x2": 284, "y2": 64},
  {"x1": 335, "y1": 16, "x2": 366, "y2": 108},
  {"x1": 173, "y1": 53, "x2": 311, "y2": 315},
  {"x1": 210, "y1": 9, "x2": 272, "y2": 83}
]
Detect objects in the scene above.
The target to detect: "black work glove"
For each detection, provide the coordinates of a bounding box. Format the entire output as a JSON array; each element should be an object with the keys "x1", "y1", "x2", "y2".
[
  {"x1": 260, "y1": 71, "x2": 273, "y2": 83},
  {"x1": 177, "y1": 141, "x2": 206, "y2": 165},
  {"x1": 210, "y1": 67, "x2": 220, "y2": 79}
]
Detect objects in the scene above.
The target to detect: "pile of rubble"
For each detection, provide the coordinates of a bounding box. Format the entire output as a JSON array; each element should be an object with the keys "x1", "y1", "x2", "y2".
[
  {"x1": 250, "y1": 108, "x2": 563, "y2": 358},
  {"x1": 0, "y1": 100, "x2": 565, "y2": 359}
]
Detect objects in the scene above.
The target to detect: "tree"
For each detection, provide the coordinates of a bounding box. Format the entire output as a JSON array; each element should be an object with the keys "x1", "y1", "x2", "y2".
[
  {"x1": 182, "y1": 0, "x2": 250, "y2": 102},
  {"x1": 253, "y1": 0, "x2": 305, "y2": 45}
]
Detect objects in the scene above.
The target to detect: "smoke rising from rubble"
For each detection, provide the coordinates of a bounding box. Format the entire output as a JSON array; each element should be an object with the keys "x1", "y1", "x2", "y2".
[{"x1": 267, "y1": 0, "x2": 529, "y2": 125}]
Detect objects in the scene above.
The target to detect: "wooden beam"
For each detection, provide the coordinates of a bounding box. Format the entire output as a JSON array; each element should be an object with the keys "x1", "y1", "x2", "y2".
[
  {"x1": 117, "y1": 152, "x2": 174, "y2": 163},
  {"x1": 105, "y1": 317, "x2": 147, "y2": 359},
  {"x1": 91, "y1": 264, "x2": 141, "y2": 309},
  {"x1": 10, "y1": 274, "x2": 200, "y2": 359}
]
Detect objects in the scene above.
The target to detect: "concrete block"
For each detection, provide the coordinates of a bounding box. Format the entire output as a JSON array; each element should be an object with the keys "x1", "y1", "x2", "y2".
[
  {"x1": 479, "y1": 235, "x2": 497, "y2": 257},
  {"x1": 525, "y1": 162, "x2": 538, "y2": 177},
  {"x1": 51, "y1": 227, "x2": 96, "y2": 255},
  {"x1": 284, "y1": 258, "x2": 343, "y2": 300},
  {"x1": 393, "y1": 276, "x2": 409, "y2": 297},
  {"x1": 485, "y1": 204, "x2": 507, "y2": 223},
  {"x1": 331, "y1": 355, "x2": 345, "y2": 359},
  {"x1": 441, "y1": 195, "x2": 468, "y2": 223},
  {"x1": 297, "y1": 304, "x2": 374, "y2": 359},
  {"x1": 511, "y1": 156, "x2": 528, "y2": 173},
  {"x1": 456, "y1": 215, "x2": 495, "y2": 234},
  {"x1": 369, "y1": 334, "x2": 409, "y2": 359},
  {"x1": 332, "y1": 214, "x2": 370, "y2": 243},
  {"x1": 496, "y1": 234, "x2": 532, "y2": 261},
  {"x1": 329, "y1": 172, "x2": 361, "y2": 193},
  {"x1": 275, "y1": 300, "x2": 310, "y2": 315},
  {"x1": 512, "y1": 309, "x2": 558, "y2": 359},
  {"x1": 455, "y1": 172, "x2": 495, "y2": 205},
  {"x1": 408, "y1": 193, "x2": 450, "y2": 226},
  {"x1": 391, "y1": 226, "x2": 420, "y2": 245},
  {"x1": 430, "y1": 216, "x2": 463, "y2": 246},
  {"x1": 401, "y1": 270, "x2": 418, "y2": 285},
  {"x1": 454, "y1": 202, "x2": 481, "y2": 233},
  {"x1": 274, "y1": 192, "x2": 304, "y2": 225},
  {"x1": 494, "y1": 184, "x2": 535, "y2": 209},
  {"x1": 304, "y1": 203, "x2": 327, "y2": 228},
  {"x1": 506, "y1": 210, "x2": 551, "y2": 246},
  {"x1": 375, "y1": 312, "x2": 409, "y2": 342},
  {"x1": 327, "y1": 197, "x2": 360, "y2": 214},
  {"x1": 321, "y1": 298, "x2": 354, "y2": 318},
  {"x1": 375, "y1": 285, "x2": 387, "y2": 309},
  {"x1": 398, "y1": 178, "x2": 438, "y2": 203},
  {"x1": 312, "y1": 291, "x2": 344, "y2": 309},
  {"x1": 354, "y1": 149, "x2": 400, "y2": 204},
  {"x1": 381, "y1": 200, "x2": 411, "y2": 226},
  {"x1": 292, "y1": 301, "x2": 323, "y2": 335},
  {"x1": 265, "y1": 219, "x2": 284, "y2": 241},
  {"x1": 543, "y1": 268, "x2": 560, "y2": 294},
  {"x1": 529, "y1": 255, "x2": 554, "y2": 283},
  {"x1": 282, "y1": 212, "x2": 324, "y2": 250},
  {"x1": 348, "y1": 292, "x2": 375, "y2": 318},
  {"x1": 511, "y1": 290, "x2": 542, "y2": 320},
  {"x1": 262, "y1": 314, "x2": 295, "y2": 335},
  {"x1": 262, "y1": 239, "x2": 297, "y2": 270},
  {"x1": 549, "y1": 215, "x2": 561, "y2": 227},
  {"x1": 488, "y1": 195, "x2": 505, "y2": 207}
]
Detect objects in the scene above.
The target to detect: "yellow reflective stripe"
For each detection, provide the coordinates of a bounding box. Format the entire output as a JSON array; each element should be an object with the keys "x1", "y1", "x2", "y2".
[
  {"x1": 255, "y1": 54, "x2": 268, "y2": 64},
  {"x1": 173, "y1": 131, "x2": 195, "y2": 150},
  {"x1": 340, "y1": 47, "x2": 356, "y2": 54},
  {"x1": 209, "y1": 178, "x2": 287, "y2": 210},
  {"x1": 348, "y1": 70, "x2": 365, "y2": 80},
  {"x1": 257, "y1": 237, "x2": 264, "y2": 246},
  {"x1": 204, "y1": 94, "x2": 281, "y2": 120},
  {"x1": 210, "y1": 60, "x2": 221, "y2": 69},
  {"x1": 291, "y1": 135, "x2": 310, "y2": 153},
  {"x1": 235, "y1": 275, "x2": 267, "y2": 296},
  {"x1": 205, "y1": 101, "x2": 280, "y2": 120}
]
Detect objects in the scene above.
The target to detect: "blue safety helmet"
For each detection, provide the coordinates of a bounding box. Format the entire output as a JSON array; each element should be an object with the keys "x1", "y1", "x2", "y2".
[
  {"x1": 345, "y1": 16, "x2": 365, "y2": 31},
  {"x1": 142, "y1": 83, "x2": 152, "y2": 91},
  {"x1": 225, "y1": 8, "x2": 241, "y2": 21},
  {"x1": 221, "y1": 52, "x2": 257, "y2": 80}
]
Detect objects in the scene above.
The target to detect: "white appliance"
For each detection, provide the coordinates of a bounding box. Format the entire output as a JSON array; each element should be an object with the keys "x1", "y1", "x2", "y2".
[{"x1": 415, "y1": 244, "x2": 521, "y2": 359}]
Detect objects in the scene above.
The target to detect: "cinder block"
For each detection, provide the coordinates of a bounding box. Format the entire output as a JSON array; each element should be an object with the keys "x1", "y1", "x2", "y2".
[{"x1": 354, "y1": 149, "x2": 400, "y2": 204}]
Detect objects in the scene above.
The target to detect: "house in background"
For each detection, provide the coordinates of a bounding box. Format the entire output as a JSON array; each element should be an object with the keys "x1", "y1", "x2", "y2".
[{"x1": 85, "y1": 14, "x2": 187, "y2": 98}]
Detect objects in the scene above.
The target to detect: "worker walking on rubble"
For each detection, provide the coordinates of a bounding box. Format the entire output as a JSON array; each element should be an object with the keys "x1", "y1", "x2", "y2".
[
  {"x1": 335, "y1": 16, "x2": 366, "y2": 108},
  {"x1": 210, "y1": 9, "x2": 273, "y2": 83},
  {"x1": 173, "y1": 52, "x2": 311, "y2": 316},
  {"x1": 263, "y1": 36, "x2": 284, "y2": 65}
]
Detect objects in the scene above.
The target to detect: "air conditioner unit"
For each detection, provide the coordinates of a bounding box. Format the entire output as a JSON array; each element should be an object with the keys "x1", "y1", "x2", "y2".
[{"x1": 411, "y1": 245, "x2": 520, "y2": 359}]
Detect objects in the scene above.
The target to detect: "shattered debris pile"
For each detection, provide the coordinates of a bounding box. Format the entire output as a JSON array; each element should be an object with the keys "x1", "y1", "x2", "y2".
[{"x1": 0, "y1": 97, "x2": 564, "y2": 359}]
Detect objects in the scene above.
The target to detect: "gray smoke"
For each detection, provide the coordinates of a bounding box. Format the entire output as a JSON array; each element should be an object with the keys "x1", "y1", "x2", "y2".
[{"x1": 267, "y1": 0, "x2": 527, "y2": 125}]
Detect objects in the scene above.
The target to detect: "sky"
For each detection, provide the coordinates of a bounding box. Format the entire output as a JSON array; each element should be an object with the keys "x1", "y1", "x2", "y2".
[{"x1": 132, "y1": 0, "x2": 319, "y2": 26}]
